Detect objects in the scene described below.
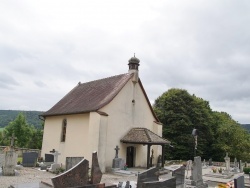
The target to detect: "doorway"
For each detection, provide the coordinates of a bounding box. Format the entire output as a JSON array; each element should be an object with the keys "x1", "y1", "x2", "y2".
[{"x1": 126, "y1": 146, "x2": 136, "y2": 167}]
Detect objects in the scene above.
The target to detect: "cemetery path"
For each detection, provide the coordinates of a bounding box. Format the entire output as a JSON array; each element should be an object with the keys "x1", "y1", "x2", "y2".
[
  {"x1": 0, "y1": 167, "x2": 54, "y2": 188},
  {"x1": 0, "y1": 167, "x2": 140, "y2": 188}
]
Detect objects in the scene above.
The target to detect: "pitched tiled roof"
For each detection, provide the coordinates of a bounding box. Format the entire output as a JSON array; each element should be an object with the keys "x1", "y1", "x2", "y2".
[
  {"x1": 120, "y1": 128, "x2": 170, "y2": 145},
  {"x1": 42, "y1": 73, "x2": 133, "y2": 117}
]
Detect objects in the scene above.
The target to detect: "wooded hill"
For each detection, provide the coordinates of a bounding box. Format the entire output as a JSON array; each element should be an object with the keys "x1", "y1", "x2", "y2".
[
  {"x1": 241, "y1": 124, "x2": 250, "y2": 132},
  {"x1": 0, "y1": 110, "x2": 44, "y2": 129}
]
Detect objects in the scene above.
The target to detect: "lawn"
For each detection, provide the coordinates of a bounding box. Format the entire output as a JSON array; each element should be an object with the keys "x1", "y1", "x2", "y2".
[{"x1": 0, "y1": 127, "x2": 4, "y2": 131}]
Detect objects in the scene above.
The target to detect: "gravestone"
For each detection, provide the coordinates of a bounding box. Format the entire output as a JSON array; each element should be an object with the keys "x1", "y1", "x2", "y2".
[
  {"x1": 52, "y1": 159, "x2": 89, "y2": 188},
  {"x1": 208, "y1": 158, "x2": 212, "y2": 166},
  {"x1": 142, "y1": 177, "x2": 176, "y2": 188},
  {"x1": 239, "y1": 160, "x2": 243, "y2": 172},
  {"x1": 224, "y1": 153, "x2": 230, "y2": 174},
  {"x1": 22, "y1": 152, "x2": 38, "y2": 167},
  {"x1": 0, "y1": 154, "x2": 5, "y2": 168},
  {"x1": 112, "y1": 146, "x2": 122, "y2": 169},
  {"x1": 172, "y1": 165, "x2": 185, "y2": 187},
  {"x1": 233, "y1": 158, "x2": 239, "y2": 172},
  {"x1": 48, "y1": 163, "x2": 60, "y2": 173},
  {"x1": 50, "y1": 149, "x2": 60, "y2": 164},
  {"x1": 3, "y1": 134, "x2": 18, "y2": 176},
  {"x1": 66, "y1": 157, "x2": 84, "y2": 171},
  {"x1": 186, "y1": 160, "x2": 192, "y2": 179},
  {"x1": 156, "y1": 155, "x2": 162, "y2": 167},
  {"x1": 90, "y1": 151, "x2": 102, "y2": 184},
  {"x1": 234, "y1": 175, "x2": 244, "y2": 188},
  {"x1": 190, "y1": 156, "x2": 208, "y2": 188},
  {"x1": 137, "y1": 167, "x2": 159, "y2": 188},
  {"x1": 45, "y1": 153, "x2": 54, "y2": 162}
]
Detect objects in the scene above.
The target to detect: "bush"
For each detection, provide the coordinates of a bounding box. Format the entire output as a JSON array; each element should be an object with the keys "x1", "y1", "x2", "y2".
[{"x1": 243, "y1": 167, "x2": 250, "y2": 174}]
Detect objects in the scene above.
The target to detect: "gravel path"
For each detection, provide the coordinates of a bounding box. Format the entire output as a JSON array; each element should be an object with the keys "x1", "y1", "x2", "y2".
[
  {"x1": 0, "y1": 168, "x2": 54, "y2": 188},
  {"x1": 0, "y1": 167, "x2": 140, "y2": 188}
]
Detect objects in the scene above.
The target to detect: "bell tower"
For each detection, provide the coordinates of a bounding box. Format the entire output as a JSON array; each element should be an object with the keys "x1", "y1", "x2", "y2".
[{"x1": 128, "y1": 54, "x2": 140, "y2": 83}]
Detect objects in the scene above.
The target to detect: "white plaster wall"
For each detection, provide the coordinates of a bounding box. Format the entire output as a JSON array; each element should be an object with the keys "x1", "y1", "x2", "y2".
[
  {"x1": 41, "y1": 114, "x2": 91, "y2": 166},
  {"x1": 100, "y1": 79, "x2": 161, "y2": 168}
]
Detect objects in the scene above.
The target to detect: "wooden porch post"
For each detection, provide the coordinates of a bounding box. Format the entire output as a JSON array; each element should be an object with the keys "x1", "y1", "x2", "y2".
[
  {"x1": 147, "y1": 144, "x2": 151, "y2": 169},
  {"x1": 161, "y1": 144, "x2": 165, "y2": 168}
]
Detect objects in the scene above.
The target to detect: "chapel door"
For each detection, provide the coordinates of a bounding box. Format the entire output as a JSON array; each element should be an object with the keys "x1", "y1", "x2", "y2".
[{"x1": 126, "y1": 146, "x2": 135, "y2": 167}]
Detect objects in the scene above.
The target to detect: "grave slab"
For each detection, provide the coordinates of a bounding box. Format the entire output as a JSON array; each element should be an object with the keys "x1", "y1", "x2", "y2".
[{"x1": 11, "y1": 182, "x2": 52, "y2": 188}]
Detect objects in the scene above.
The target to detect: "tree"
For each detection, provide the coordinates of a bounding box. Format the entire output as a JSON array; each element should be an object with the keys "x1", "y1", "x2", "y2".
[
  {"x1": 4, "y1": 112, "x2": 43, "y2": 149},
  {"x1": 154, "y1": 89, "x2": 215, "y2": 160},
  {"x1": 153, "y1": 88, "x2": 250, "y2": 161},
  {"x1": 0, "y1": 130, "x2": 8, "y2": 146},
  {"x1": 212, "y1": 112, "x2": 250, "y2": 161}
]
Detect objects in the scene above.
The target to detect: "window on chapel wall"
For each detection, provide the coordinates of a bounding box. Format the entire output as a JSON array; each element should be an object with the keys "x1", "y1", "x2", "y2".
[{"x1": 61, "y1": 119, "x2": 67, "y2": 142}]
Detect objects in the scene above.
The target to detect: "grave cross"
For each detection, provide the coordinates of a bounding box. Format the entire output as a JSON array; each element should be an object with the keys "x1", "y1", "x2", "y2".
[
  {"x1": 114, "y1": 145, "x2": 120, "y2": 158},
  {"x1": 10, "y1": 133, "x2": 16, "y2": 148},
  {"x1": 50, "y1": 149, "x2": 61, "y2": 164}
]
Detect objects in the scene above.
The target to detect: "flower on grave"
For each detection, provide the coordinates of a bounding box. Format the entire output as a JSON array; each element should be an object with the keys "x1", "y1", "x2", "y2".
[
  {"x1": 124, "y1": 164, "x2": 128, "y2": 170},
  {"x1": 212, "y1": 167, "x2": 217, "y2": 173},
  {"x1": 218, "y1": 167, "x2": 223, "y2": 173}
]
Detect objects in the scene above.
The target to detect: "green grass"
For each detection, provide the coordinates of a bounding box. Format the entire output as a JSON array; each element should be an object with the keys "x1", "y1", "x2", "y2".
[
  {"x1": 17, "y1": 157, "x2": 22, "y2": 163},
  {"x1": 0, "y1": 127, "x2": 4, "y2": 131}
]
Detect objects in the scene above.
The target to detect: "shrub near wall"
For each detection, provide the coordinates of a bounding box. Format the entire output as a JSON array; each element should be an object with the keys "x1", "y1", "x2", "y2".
[{"x1": 243, "y1": 167, "x2": 250, "y2": 174}]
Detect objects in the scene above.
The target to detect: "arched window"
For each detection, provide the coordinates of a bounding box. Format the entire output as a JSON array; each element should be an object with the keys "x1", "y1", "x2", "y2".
[{"x1": 61, "y1": 119, "x2": 67, "y2": 142}]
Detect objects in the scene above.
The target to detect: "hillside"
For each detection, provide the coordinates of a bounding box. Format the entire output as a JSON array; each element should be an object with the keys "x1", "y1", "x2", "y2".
[
  {"x1": 0, "y1": 110, "x2": 44, "y2": 129},
  {"x1": 241, "y1": 124, "x2": 250, "y2": 132}
]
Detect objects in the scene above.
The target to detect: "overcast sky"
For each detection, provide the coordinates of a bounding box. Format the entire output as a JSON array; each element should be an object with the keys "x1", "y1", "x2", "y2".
[{"x1": 0, "y1": 0, "x2": 249, "y2": 124}]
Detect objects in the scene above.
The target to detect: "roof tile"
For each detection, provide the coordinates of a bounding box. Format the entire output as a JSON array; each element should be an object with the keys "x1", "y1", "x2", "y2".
[
  {"x1": 42, "y1": 73, "x2": 133, "y2": 117},
  {"x1": 120, "y1": 127, "x2": 170, "y2": 144}
]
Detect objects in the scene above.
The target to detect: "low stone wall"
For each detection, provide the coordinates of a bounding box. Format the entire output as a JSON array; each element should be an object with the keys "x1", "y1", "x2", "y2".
[{"x1": 0, "y1": 146, "x2": 41, "y2": 157}]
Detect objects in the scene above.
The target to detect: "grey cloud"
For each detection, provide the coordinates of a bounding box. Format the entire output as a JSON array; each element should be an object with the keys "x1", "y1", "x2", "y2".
[{"x1": 0, "y1": 73, "x2": 19, "y2": 89}]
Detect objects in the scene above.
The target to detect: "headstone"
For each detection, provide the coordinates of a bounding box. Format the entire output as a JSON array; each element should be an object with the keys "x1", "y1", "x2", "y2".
[
  {"x1": 52, "y1": 159, "x2": 89, "y2": 188},
  {"x1": 48, "y1": 163, "x2": 60, "y2": 173},
  {"x1": 3, "y1": 149, "x2": 18, "y2": 176},
  {"x1": 142, "y1": 177, "x2": 176, "y2": 188},
  {"x1": 40, "y1": 163, "x2": 47, "y2": 170},
  {"x1": 50, "y1": 149, "x2": 61, "y2": 164},
  {"x1": 186, "y1": 160, "x2": 192, "y2": 179},
  {"x1": 172, "y1": 165, "x2": 185, "y2": 187},
  {"x1": 208, "y1": 158, "x2": 212, "y2": 166},
  {"x1": 22, "y1": 152, "x2": 38, "y2": 167},
  {"x1": 156, "y1": 155, "x2": 162, "y2": 167},
  {"x1": 0, "y1": 154, "x2": 5, "y2": 168},
  {"x1": 125, "y1": 181, "x2": 130, "y2": 188},
  {"x1": 3, "y1": 134, "x2": 18, "y2": 176},
  {"x1": 118, "y1": 182, "x2": 123, "y2": 188},
  {"x1": 112, "y1": 158, "x2": 123, "y2": 169},
  {"x1": 224, "y1": 153, "x2": 230, "y2": 174},
  {"x1": 112, "y1": 145, "x2": 122, "y2": 169},
  {"x1": 90, "y1": 151, "x2": 102, "y2": 184},
  {"x1": 66, "y1": 157, "x2": 84, "y2": 170},
  {"x1": 233, "y1": 157, "x2": 239, "y2": 172},
  {"x1": 45, "y1": 153, "x2": 54, "y2": 162},
  {"x1": 191, "y1": 156, "x2": 208, "y2": 187},
  {"x1": 234, "y1": 175, "x2": 245, "y2": 188},
  {"x1": 239, "y1": 160, "x2": 243, "y2": 172},
  {"x1": 137, "y1": 167, "x2": 159, "y2": 188}
]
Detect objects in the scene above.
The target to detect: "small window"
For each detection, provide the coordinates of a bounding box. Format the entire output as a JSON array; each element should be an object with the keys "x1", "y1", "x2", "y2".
[{"x1": 61, "y1": 119, "x2": 67, "y2": 142}]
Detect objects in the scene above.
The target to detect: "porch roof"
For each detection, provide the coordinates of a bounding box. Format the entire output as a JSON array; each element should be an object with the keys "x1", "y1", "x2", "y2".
[{"x1": 120, "y1": 127, "x2": 170, "y2": 145}]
